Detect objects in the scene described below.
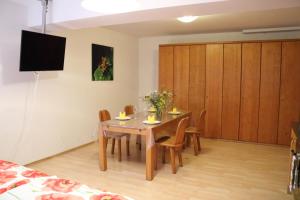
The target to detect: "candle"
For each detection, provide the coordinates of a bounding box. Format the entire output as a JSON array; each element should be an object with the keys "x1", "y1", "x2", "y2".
[
  {"x1": 172, "y1": 107, "x2": 177, "y2": 112},
  {"x1": 119, "y1": 112, "x2": 126, "y2": 118},
  {"x1": 148, "y1": 115, "x2": 155, "y2": 122}
]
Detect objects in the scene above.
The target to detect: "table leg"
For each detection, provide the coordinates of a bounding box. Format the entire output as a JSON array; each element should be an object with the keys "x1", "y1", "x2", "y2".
[
  {"x1": 99, "y1": 125, "x2": 107, "y2": 171},
  {"x1": 146, "y1": 131, "x2": 154, "y2": 181}
]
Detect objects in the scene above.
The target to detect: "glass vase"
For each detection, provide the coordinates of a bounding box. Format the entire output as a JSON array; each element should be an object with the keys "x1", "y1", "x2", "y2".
[{"x1": 155, "y1": 108, "x2": 162, "y2": 120}]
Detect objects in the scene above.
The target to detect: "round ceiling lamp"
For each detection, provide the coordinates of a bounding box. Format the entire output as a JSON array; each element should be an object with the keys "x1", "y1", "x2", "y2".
[
  {"x1": 177, "y1": 16, "x2": 199, "y2": 23},
  {"x1": 81, "y1": 0, "x2": 140, "y2": 14}
]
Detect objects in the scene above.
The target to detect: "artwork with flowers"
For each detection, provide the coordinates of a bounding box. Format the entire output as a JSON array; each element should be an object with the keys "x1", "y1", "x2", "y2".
[{"x1": 92, "y1": 44, "x2": 113, "y2": 81}]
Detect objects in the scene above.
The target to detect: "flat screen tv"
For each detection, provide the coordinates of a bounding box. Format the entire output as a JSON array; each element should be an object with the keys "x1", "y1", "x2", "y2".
[{"x1": 19, "y1": 30, "x2": 66, "y2": 71}]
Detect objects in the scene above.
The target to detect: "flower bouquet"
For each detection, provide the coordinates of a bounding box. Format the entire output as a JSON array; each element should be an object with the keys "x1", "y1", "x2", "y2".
[{"x1": 143, "y1": 90, "x2": 173, "y2": 119}]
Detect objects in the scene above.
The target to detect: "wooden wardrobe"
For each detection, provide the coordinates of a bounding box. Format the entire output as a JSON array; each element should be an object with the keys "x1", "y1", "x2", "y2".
[{"x1": 158, "y1": 40, "x2": 300, "y2": 145}]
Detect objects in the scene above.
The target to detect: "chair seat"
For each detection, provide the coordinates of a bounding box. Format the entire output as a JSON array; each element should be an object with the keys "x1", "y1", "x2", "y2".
[
  {"x1": 185, "y1": 126, "x2": 204, "y2": 135},
  {"x1": 106, "y1": 131, "x2": 128, "y2": 138},
  {"x1": 158, "y1": 136, "x2": 178, "y2": 147},
  {"x1": 154, "y1": 130, "x2": 172, "y2": 143},
  {"x1": 155, "y1": 136, "x2": 170, "y2": 143}
]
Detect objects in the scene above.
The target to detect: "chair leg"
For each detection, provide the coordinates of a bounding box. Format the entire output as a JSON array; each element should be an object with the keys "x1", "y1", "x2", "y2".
[
  {"x1": 105, "y1": 138, "x2": 108, "y2": 150},
  {"x1": 170, "y1": 148, "x2": 176, "y2": 174},
  {"x1": 105, "y1": 137, "x2": 108, "y2": 150},
  {"x1": 196, "y1": 135, "x2": 201, "y2": 152},
  {"x1": 186, "y1": 135, "x2": 191, "y2": 147},
  {"x1": 178, "y1": 150, "x2": 183, "y2": 167},
  {"x1": 136, "y1": 135, "x2": 140, "y2": 144},
  {"x1": 162, "y1": 146, "x2": 166, "y2": 164},
  {"x1": 111, "y1": 138, "x2": 115, "y2": 154},
  {"x1": 126, "y1": 138, "x2": 130, "y2": 156},
  {"x1": 136, "y1": 135, "x2": 142, "y2": 150},
  {"x1": 183, "y1": 135, "x2": 186, "y2": 149},
  {"x1": 192, "y1": 134, "x2": 198, "y2": 156},
  {"x1": 117, "y1": 139, "x2": 122, "y2": 162}
]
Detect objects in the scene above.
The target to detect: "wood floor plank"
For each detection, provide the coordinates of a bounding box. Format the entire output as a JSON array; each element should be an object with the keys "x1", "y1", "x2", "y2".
[{"x1": 27, "y1": 138, "x2": 291, "y2": 200}]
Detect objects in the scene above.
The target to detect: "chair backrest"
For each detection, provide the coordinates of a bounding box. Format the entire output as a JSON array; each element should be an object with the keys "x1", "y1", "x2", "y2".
[
  {"x1": 197, "y1": 109, "x2": 206, "y2": 130},
  {"x1": 174, "y1": 117, "x2": 190, "y2": 145},
  {"x1": 99, "y1": 109, "x2": 111, "y2": 122},
  {"x1": 124, "y1": 105, "x2": 134, "y2": 115}
]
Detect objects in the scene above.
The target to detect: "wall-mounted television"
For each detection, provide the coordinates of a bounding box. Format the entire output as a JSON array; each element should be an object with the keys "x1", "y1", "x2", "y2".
[{"x1": 19, "y1": 30, "x2": 66, "y2": 71}]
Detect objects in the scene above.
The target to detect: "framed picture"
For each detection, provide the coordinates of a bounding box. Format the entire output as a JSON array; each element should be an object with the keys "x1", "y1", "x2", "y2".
[{"x1": 92, "y1": 44, "x2": 114, "y2": 81}]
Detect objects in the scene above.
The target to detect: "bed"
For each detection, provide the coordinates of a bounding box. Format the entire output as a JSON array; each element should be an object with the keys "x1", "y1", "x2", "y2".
[{"x1": 0, "y1": 160, "x2": 132, "y2": 200}]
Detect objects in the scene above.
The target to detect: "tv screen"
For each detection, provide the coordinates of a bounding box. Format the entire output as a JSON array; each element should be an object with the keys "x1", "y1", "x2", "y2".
[{"x1": 20, "y1": 30, "x2": 66, "y2": 71}]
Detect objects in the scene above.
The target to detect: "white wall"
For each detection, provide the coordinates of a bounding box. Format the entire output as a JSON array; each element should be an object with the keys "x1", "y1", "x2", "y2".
[
  {"x1": 2, "y1": 0, "x2": 300, "y2": 165},
  {"x1": 138, "y1": 31, "x2": 300, "y2": 103},
  {"x1": 0, "y1": 0, "x2": 139, "y2": 165}
]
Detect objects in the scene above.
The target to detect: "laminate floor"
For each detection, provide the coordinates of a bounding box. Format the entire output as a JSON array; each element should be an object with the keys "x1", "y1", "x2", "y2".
[{"x1": 27, "y1": 138, "x2": 292, "y2": 200}]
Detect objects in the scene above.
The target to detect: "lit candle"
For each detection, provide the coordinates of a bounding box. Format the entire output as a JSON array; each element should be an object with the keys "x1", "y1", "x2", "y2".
[
  {"x1": 148, "y1": 115, "x2": 155, "y2": 122},
  {"x1": 119, "y1": 112, "x2": 126, "y2": 118}
]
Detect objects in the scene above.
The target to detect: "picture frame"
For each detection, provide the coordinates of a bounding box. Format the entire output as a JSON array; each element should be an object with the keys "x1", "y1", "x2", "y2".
[{"x1": 91, "y1": 44, "x2": 114, "y2": 81}]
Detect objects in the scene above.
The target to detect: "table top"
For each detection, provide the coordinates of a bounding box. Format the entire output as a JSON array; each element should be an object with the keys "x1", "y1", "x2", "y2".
[{"x1": 101, "y1": 111, "x2": 190, "y2": 130}]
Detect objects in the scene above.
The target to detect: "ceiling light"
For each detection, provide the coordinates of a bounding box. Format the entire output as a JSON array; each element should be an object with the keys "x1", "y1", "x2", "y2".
[
  {"x1": 177, "y1": 16, "x2": 198, "y2": 23},
  {"x1": 81, "y1": 0, "x2": 140, "y2": 14}
]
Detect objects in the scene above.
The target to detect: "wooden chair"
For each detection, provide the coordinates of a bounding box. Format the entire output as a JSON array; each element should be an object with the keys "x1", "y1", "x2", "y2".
[
  {"x1": 124, "y1": 105, "x2": 142, "y2": 150},
  {"x1": 99, "y1": 109, "x2": 130, "y2": 161},
  {"x1": 185, "y1": 110, "x2": 206, "y2": 156},
  {"x1": 124, "y1": 105, "x2": 134, "y2": 115},
  {"x1": 156, "y1": 117, "x2": 190, "y2": 174}
]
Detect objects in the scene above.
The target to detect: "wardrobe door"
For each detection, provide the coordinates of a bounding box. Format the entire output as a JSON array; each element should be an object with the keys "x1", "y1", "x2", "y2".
[
  {"x1": 239, "y1": 43, "x2": 261, "y2": 142},
  {"x1": 222, "y1": 43, "x2": 241, "y2": 140},
  {"x1": 159, "y1": 46, "x2": 174, "y2": 92},
  {"x1": 258, "y1": 42, "x2": 281, "y2": 144},
  {"x1": 174, "y1": 46, "x2": 189, "y2": 110},
  {"x1": 205, "y1": 44, "x2": 223, "y2": 138},
  {"x1": 278, "y1": 41, "x2": 300, "y2": 145},
  {"x1": 188, "y1": 45, "x2": 206, "y2": 127}
]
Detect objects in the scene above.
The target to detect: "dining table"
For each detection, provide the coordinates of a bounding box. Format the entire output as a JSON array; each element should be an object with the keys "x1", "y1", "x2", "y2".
[{"x1": 98, "y1": 111, "x2": 191, "y2": 181}]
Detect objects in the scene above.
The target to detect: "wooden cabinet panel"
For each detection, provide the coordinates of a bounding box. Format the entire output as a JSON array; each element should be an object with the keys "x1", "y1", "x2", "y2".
[
  {"x1": 239, "y1": 43, "x2": 261, "y2": 142},
  {"x1": 159, "y1": 40, "x2": 300, "y2": 145},
  {"x1": 222, "y1": 43, "x2": 241, "y2": 140},
  {"x1": 174, "y1": 46, "x2": 189, "y2": 110},
  {"x1": 205, "y1": 44, "x2": 223, "y2": 138},
  {"x1": 188, "y1": 45, "x2": 206, "y2": 127},
  {"x1": 278, "y1": 41, "x2": 300, "y2": 145},
  {"x1": 258, "y1": 42, "x2": 281, "y2": 144},
  {"x1": 159, "y1": 46, "x2": 174, "y2": 92}
]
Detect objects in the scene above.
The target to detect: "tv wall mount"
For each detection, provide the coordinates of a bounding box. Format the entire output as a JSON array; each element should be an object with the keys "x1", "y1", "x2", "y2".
[{"x1": 38, "y1": 0, "x2": 52, "y2": 34}]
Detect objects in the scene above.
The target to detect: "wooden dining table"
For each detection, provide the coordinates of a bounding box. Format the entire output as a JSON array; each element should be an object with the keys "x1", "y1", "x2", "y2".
[{"x1": 98, "y1": 111, "x2": 191, "y2": 181}]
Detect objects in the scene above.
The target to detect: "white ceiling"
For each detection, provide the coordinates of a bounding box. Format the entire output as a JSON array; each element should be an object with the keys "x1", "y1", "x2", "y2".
[
  {"x1": 105, "y1": 7, "x2": 300, "y2": 37},
  {"x1": 7, "y1": 0, "x2": 300, "y2": 37}
]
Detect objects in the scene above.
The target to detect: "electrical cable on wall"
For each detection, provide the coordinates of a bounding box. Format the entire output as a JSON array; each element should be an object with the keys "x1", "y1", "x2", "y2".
[
  {"x1": 12, "y1": 0, "x2": 50, "y2": 162},
  {"x1": 12, "y1": 72, "x2": 40, "y2": 161}
]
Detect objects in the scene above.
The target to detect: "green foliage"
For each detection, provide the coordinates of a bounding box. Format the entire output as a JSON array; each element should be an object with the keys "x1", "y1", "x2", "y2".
[
  {"x1": 93, "y1": 56, "x2": 113, "y2": 81},
  {"x1": 143, "y1": 90, "x2": 173, "y2": 113}
]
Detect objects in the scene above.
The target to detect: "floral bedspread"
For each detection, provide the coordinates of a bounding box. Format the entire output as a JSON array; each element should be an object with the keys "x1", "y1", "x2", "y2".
[{"x1": 0, "y1": 160, "x2": 132, "y2": 200}]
